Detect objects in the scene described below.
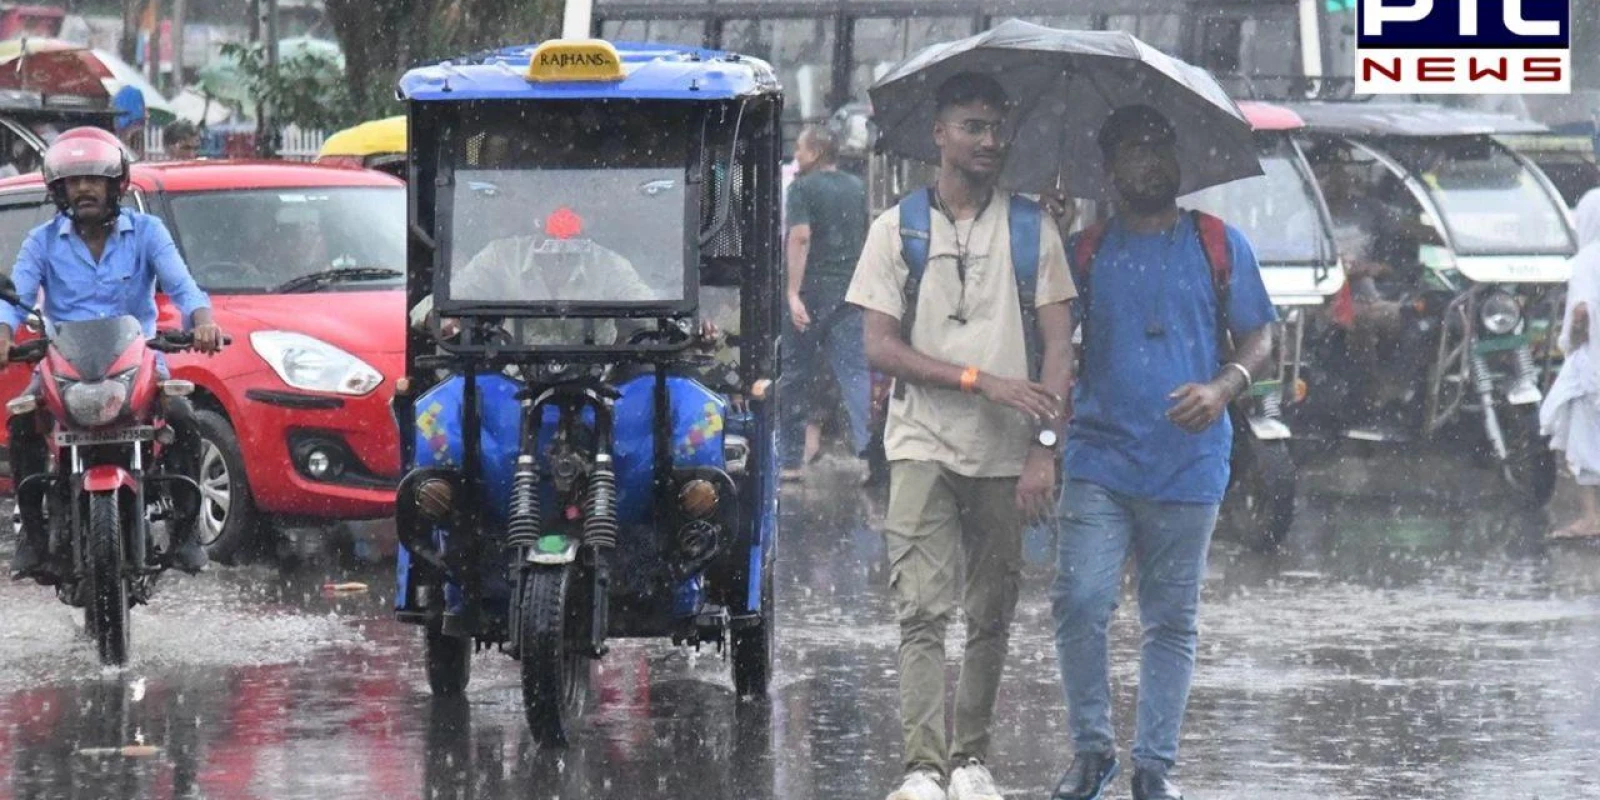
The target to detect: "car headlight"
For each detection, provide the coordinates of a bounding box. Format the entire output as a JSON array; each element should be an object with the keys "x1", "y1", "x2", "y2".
[
  {"x1": 250, "y1": 331, "x2": 383, "y2": 396},
  {"x1": 62, "y1": 373, "x2": 131, "y2": 428},
  {"x1": 1479, "y1": 292, "x2": 1522, "y2": 336}
]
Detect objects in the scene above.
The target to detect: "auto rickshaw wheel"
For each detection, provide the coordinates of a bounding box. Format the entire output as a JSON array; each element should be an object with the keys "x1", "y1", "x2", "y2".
[
  {"x1": 519, "y1": 564, "x2": 589, "y2": 746},
  {"x1": 1501, "y1": 407, "x2": 1557, "y2": 508},
  {"x1": 424, "y1": 626, "x2": 472, "y2": 698},
  {"x1": 731, "y1": 558, "x2": 774, "y2": 699},
  {"x1": 1230, "y1": 438, "x2": 1296, "y2": 552}
]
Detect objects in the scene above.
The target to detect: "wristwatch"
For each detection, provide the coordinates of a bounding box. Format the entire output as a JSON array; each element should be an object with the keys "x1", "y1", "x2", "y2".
[{"x1": 1035, "y1": 428, "x2": 1060, "y2": 450}]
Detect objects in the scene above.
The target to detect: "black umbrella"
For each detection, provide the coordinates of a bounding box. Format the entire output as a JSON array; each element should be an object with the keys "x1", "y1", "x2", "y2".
[{"x1": 868, "y1": 18, "x2": 1263, "y2": 200}]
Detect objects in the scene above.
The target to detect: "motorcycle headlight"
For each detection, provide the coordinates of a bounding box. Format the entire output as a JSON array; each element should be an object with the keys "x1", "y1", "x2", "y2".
[
  {"x1": 1479, "y1": 292, "x2": 1522, "y2": 336},
  {"x1": 250, "y1": 331, "x2": 384, "y2": 396},
  {"x1": 62, "y1": 372, "x2": 132, "y2": 428}
]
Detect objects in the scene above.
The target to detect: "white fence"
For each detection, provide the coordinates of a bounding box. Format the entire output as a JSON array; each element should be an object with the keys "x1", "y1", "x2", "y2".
[{"x1": 142, "y1": 125, "x2": 329, "y2": 162}]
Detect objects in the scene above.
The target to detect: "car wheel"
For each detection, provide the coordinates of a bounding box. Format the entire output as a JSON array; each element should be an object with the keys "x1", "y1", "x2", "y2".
[{"x1": 193, "y1": 409, "x2": 263, "y2": 565}]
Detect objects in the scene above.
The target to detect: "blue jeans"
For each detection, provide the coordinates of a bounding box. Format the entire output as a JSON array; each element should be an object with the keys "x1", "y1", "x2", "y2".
[
  {"x1": 779, "y1": 290, "x2": 870, "y2": 468},
  {"x1": 1050, "y1": 479, "x2": 1218, "y2": 770}
]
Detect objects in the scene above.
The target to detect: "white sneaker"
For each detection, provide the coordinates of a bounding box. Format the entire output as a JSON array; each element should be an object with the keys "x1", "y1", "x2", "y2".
[
  {"x1": 886, "y1": 769, "x2": 947, "y2": 800},
  {"x1": 948, "y1": 759, "x2": 1004, "y2": 800}
]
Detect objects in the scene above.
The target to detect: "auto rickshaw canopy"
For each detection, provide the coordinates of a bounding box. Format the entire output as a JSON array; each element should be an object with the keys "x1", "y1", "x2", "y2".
[{"x1": 318, "y1": 115, "x2": 405, "y2": 160}]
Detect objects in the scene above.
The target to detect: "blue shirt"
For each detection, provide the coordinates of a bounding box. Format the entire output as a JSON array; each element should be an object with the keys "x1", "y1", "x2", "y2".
[
  {"x1": 1064, "y1": 214, "x2": 1277, "y2": 504},
  {"x1": 3, "y1": 210, "x2": 211, "y2": 337}
]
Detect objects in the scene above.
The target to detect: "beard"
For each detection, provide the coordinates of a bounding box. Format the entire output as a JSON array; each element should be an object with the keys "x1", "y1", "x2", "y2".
[{"x1": 1117, "y1": 175, "x2": 1179, "y2": 215}]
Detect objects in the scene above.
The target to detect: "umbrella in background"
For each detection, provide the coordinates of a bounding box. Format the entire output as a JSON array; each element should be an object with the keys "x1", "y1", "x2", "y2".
[
  {"x1": 0, "y1": 39, "x2": 176, "y2": 125},
  {"x1": 868, "y1": 19, "x2": 1261, "y2": 200},
  {"x1": 92, "y1": 48, "x2": 176, "y2": 126},
  {"x1": 0, "y1": 38, "x2": 109, "y2": 99}
]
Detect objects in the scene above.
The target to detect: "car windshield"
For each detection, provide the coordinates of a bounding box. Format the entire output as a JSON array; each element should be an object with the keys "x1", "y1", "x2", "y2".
[
  {"x1": 442, "y1": 102, "x2": 692, "y2": 307},
  {"x1": 166, "y1": 187, "x2": 406, "y2": 292},
  {"x1": 1181, "y1": 139, "x2": 1334, "y2": 265},
  {"x1": 1384, "y1": 137, "x2": 1573, "y2": 256}
]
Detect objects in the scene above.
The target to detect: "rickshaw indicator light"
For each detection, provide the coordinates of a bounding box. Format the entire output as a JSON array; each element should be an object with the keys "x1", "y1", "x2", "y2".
[
  {"x1": 416, "y1": 477, "x2": 454, "y2": 521},
  {"x1": 525, "y1": 39, "x2": 625, "y2": 84},
  {"x1": 1293, "y1": 378, "x2": 1309, "y2": 404},
  {"x1": 750, "y1": 379, "x2": 773, "y2": 399},
  {"x1": 679, "y1": 479, "x2": 719, "y2": 518}
]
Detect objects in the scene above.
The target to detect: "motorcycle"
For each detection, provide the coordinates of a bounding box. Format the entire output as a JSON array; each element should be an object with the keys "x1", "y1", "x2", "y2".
[{"x1": 0, "y1": 276, "x2": 223, "y2": 665}]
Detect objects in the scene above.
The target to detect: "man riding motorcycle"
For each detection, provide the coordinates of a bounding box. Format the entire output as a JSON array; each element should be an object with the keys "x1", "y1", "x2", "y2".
[{"x1": 1, "y1": 128, "x2": 225, "y2": 583}]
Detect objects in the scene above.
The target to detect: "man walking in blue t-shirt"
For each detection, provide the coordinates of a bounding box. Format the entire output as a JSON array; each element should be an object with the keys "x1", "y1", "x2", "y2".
[{"x1": 1048, "y1": 106, "x2": 1276, "y2": 800}]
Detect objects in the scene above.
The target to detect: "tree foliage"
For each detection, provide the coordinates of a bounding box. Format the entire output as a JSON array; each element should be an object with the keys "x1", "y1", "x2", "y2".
[
  {"x1": 325, "y1": 0, "x2": 562, "y2": 123},
  {"x1": 218, "y1": 41, "x2": 353, "y2": 130}
]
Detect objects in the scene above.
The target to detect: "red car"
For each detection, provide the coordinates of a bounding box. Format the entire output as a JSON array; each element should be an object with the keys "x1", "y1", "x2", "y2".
[{"x1": 0, "y1": 161, "x2": 405, "y2": 562}]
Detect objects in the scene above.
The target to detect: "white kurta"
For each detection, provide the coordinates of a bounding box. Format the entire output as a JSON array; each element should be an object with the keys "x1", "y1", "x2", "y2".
[{"x1": 1540, "y1": 189, "x2": 1600, "y2": 484}]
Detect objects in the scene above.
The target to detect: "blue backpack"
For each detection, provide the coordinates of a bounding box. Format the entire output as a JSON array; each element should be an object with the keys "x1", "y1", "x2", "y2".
[{"x1": 895, "y1": 187, "x2": 1042, "y2": 397}]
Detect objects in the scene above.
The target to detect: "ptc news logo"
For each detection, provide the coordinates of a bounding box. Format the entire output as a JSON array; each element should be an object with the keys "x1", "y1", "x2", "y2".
[{"x1": 1356, "y1": 0, "x2": 1571, "y2": 93}]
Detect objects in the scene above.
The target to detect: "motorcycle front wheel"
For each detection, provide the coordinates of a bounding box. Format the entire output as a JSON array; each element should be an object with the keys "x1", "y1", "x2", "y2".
[
  {"x1": 518, "y1": 564, "x2": 589, "y2": 746},
  {"x1": 86, "y1": 492, "x2": 130, "y2": 666}
]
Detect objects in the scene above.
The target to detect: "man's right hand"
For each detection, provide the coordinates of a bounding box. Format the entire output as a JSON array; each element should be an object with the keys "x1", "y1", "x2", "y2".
[
  {"x1": 975, "y1": 372, "x2": 1061, "y2": 423},
  {"x1": 787, "y1": 292, "x2": 811, "y2": 332}
]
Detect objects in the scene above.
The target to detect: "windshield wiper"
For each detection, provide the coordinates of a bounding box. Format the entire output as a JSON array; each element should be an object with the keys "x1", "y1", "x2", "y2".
[{"x1": 272, "y1": 267, "x2": 403, "y2": 294}]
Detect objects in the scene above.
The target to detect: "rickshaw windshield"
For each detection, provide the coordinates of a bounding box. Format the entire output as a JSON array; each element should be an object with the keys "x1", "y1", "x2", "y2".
[
  {"x1": 1384, "y1": 137, "x2": 1573, "y2": 256},
  {"x1": 442, "y1": 102, "x2": 692, "y2": 308},
  {"x1": 1181, "y1": 138, "x2": 1334, "y2": 266}
]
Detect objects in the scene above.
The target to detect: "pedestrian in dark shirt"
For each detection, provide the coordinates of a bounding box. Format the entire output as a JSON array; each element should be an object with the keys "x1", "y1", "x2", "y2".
[{"x1": 781, "y1": 125, "x2": 872, "y2": 480}]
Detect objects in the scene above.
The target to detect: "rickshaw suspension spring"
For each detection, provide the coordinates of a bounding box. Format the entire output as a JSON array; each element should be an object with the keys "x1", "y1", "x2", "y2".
[
  {"x1": 1470, "y1": 353, "x2": 1495, "y2": 396},
  {"x1": 583, "y1": 454, "x2": 618, "y2": 550},
  {"x1": 505, "y1": 455, "x2": 541, "y2": 549},
  {"x1": 1260, "y1": 390, "x2": 1282, "y2": 419},
  {"x1": 1513, "y1": 346, "x2": 1538, "y2": 385}
]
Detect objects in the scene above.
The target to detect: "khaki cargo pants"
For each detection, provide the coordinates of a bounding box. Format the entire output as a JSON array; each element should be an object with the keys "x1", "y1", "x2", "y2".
[{"x1": 884, "y1": 460, "x2": 1023, "y2": 777}]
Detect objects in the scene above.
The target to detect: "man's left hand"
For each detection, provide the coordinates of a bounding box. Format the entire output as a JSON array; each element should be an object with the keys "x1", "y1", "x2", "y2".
[
  {"x1": 192, "y1": 322, "x2": 224, "y2": 354},
  {"x1": 1016, "y1": 447, "x2": 1057, "y2": 522},
  {"x1": 1167, "y1": 380, "x2": 1232, "y2": 433}
]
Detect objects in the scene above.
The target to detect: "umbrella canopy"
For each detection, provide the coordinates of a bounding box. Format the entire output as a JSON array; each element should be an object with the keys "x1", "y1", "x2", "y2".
[
  {"x1": 168, "y1": 85, "x2": 249, "y2": 125},
  {"x1": 868, "y1": 19, "x2": 1261, "y2": 200},
  {"x1": 0, "y1": 38, "x2": 110, "y2": 99},
  {"x1": 318, "y1": 115, "x2": 404, "y2": 158}
]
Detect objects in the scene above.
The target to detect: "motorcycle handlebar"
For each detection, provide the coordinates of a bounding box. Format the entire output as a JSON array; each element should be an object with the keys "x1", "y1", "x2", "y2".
[
  {"x1": 4, "y1": 332, "x2": 233, "y2": 363},
  {"x1": 147, "y1": 332, "x2": 233, "y2": 354}
]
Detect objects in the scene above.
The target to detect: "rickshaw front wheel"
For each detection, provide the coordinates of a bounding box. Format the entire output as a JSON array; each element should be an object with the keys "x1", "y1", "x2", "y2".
[
  {"x1": 424, "y1": 626, "x2": 472, "y2": 697},
  {"x1": 520, "y1": 564, "x2": 590, "y2": 746},
  {"x1": 731, "y1": 562, "x2": 774, "y2": 699},
  {"x1": 1500, "y1": 407, "x2": 1557, "y2": 508}
]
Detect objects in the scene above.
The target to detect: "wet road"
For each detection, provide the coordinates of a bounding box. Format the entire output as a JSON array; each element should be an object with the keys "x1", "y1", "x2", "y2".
[{"x1": 2, "y1": 454, "x2": 1600, "y2": 799}]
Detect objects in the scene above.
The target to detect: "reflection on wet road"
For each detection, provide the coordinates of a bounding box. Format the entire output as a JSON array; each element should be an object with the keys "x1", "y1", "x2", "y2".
[{"x1": 2, "y1": 455, "x2": 1599, "y2": 799}]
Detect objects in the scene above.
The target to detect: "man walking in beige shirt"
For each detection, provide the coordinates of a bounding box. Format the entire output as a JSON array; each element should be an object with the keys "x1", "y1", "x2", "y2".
[{"x1": 847, "y1": 72, "x2": 1077, "y2": 800}]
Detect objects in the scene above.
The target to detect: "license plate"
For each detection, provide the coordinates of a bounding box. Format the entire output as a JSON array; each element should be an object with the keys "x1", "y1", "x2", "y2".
[{"x1": 54, "y1": 426, "x2": 156, "y2": 447}]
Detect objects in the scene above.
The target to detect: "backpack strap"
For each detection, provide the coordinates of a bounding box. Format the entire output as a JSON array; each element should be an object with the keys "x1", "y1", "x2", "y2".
[
  {"x1": 894, "y1": 188, "x2": 934, "y2": 399},
  {"x1": 1008, "y1": 194, "x2": 1042, "y2": 382},
  {"x1": 1190, "y1": 210, "x2": 1234, "y2": 364},
  {"x1": 1068, "y1": 220, "x2": 1109, "y2": 355}
]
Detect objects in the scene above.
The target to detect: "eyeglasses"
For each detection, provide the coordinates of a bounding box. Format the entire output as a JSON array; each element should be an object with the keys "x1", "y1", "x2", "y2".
[{"x1": 952, "y1": 119, "x2": 1004, "y2": 138}]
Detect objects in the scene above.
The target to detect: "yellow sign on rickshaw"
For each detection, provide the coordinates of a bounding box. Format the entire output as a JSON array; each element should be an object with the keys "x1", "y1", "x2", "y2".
[{"x1": 526, "y1": 39, "x2": 624, "y2": 83}]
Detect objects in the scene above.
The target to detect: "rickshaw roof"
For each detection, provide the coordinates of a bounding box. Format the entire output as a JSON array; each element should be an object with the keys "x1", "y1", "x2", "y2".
[
  {"x1": 398, "y1": 40, "x2": 779, "y2": 103},
  {"x1": 1279, "y1": 101, "x2": 1547, "y2": 138},
  {"x1": 1237, "y1": 101, "x2": 1304, "y2": 132},
  {"x1": 319, "y1": 115, "x2": 405, "y2": 158}
]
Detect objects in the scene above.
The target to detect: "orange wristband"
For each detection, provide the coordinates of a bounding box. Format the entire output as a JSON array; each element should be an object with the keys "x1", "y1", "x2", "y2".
[{"x1": 960, "y1": 366, "x2": 980, "y2": 394}]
